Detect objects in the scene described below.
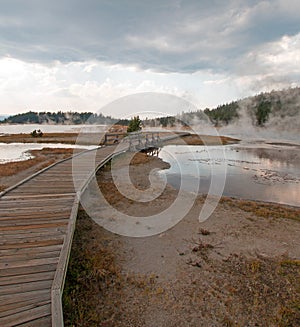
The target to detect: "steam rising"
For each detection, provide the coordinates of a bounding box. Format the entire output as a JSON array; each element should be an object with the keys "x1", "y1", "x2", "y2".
[{"x1": 189, "y1": 88, "x2": 300, "y2": 142}]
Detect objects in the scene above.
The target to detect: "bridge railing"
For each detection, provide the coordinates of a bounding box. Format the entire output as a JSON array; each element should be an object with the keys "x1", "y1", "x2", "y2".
[{"x1": 120, "y1": 131, "x2": 161, "y2": 150}]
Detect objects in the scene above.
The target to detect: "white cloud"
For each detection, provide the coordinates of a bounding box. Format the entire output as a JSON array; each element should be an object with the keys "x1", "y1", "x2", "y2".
[{"x1": 0, "y1": 1, "x2": 299, "y2": 115}]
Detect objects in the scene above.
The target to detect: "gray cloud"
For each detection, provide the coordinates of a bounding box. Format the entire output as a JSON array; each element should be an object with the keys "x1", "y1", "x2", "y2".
[{"x1": 0, "y1": 0, "x2": 300, "y2": 75}]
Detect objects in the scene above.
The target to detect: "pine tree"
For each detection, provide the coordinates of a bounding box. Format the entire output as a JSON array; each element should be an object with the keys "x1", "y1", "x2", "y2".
[{"x1": 127, "y1": 116, "x2": 142, "y2": 133}]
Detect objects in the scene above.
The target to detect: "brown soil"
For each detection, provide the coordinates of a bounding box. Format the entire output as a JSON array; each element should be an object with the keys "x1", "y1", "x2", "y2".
[{"x1": 63, "y1": 152, "x2": 300, "y2": 327}]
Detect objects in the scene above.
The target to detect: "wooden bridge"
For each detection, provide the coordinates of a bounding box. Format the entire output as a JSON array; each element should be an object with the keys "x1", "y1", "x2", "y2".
[
  {"x1": 103, "y1": 131, "x2": 161, "y2": 150},
  {"x1": 0, "y1": 132, "x2": 189, "y2": 326}
]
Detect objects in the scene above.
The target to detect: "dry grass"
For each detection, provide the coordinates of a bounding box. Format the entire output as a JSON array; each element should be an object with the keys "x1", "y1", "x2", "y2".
[
  {"x1": 0, "y1": 147, "x2": 74, "y2": 177},
  {"x1": 0, "y1": 132, "x2": 79, "y2": 144},
  {"x1": 63, "y1": 208, "x2": 158, "y2": 327},
  {"x1": 62, "y1": 207, "x2": 123, "y2": 326},
  {"x1": 110, "y1": 151, "x2": 162, "y2": 168},
  {"x1": 165, "y1": 134, "x2": 240, "y2": 146},
  {"x1": 0, "y1": 184, "x2": 7, "y2": 192},
  {"x1": 220, "y1": 197, "x2": 300, "y2": 222},
  {"x1": 215, "y1": 254, "x2": 300, "y2": 326},
  {"x1": 63, "y1": 207, "x2": 300, "y2": 327}
]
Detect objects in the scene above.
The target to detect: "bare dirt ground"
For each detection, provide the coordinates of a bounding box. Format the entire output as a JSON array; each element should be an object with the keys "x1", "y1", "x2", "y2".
[{"x1": 63, "y1": 152, "x2": 300, "y2": 327}]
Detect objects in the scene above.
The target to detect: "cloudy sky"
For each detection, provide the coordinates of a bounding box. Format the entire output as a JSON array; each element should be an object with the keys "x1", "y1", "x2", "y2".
[{"x1": 0, "y1": 0, "x2": 299, "y2": 117}]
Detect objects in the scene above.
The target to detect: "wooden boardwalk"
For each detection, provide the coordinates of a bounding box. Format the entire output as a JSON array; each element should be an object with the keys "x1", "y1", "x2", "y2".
[
  {"x1": 0, "y1": 132, "x2": 188, "y2": 326},
  {"x1": 0, "y1": 146, "x2": 118, "y2": 327}
]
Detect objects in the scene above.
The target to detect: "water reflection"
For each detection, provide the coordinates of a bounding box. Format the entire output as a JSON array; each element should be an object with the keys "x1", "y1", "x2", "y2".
[{"x1": 159, "y1": 144, "x2": 300, "y2": 207}]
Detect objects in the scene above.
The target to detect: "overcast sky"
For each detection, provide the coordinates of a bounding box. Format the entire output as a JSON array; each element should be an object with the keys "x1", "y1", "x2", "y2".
[{"x1": 0, "y1": 0, "x2": 299, "y2": 117}]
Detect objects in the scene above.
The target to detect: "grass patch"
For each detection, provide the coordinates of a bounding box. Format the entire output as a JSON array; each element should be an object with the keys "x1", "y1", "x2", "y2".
[
  {"x1": 165, "y1": 134, "x2": 240, "y2": 145},
  {"x1": 62, "y1": 208, "x2": 123, "y2": 326},
  {"x1": 221, "y1": 197, "x2": 300, "y2": 221},
  {"x1": 213, "y1": 254, "x2": 300, "y2": 326}
]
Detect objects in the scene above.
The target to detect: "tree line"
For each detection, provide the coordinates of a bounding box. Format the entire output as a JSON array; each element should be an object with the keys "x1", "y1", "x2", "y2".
[
  {"x1": 1, "y1": 111, "x2": 130, "y2": 126},
  {"x1": 2, "y1": 87, "x2": 299, "y2": 128}
]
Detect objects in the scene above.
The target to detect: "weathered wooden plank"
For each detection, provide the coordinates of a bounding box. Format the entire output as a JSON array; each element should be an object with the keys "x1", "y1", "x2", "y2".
[
  {"x1": 0, "y1": 211, "x2": 71, "y2": 220},
  {"x1": 0, "y1": 226, "x2": 66, "y2": 236},
  {"x1": 0, "y1": 218, "x2": 68, "y2": 227},
  {"x1": 0, "y1": 289, "x2": 50, "y2": 307},
  {"x1": 0, "y1": 244, "x2": 62, "y2": 257},
  {"x1": 0, "y1": 201, "x2": 74, "y2": 210},
  {"x1": 1, "y1": 193, "x2": 76, "y2": 200},
  {"x1": 0, "y1": 279, "x2": 53, "y2": 296},
  {"x1": 0, "y1": 303, "x2": 50, "y2": 327},
  {"x1": 0, "y1": 250, "x2": 61, "y2": 264},
  {"x1": 0, "y1": 194, "x2": 74, "y2": 201},
  {"x1": 0, "y1": 239, "x2": 63, "y2": 251},
  {"x1": 0, "y1": 257, "x2": 59, "y2": 270},
  {"x1": 0, "y1": 222, "x2": 68, "y2": 231},
  {"x1": 6, "y1": 185, "x2": 76, "y2": 191},
  {"x1": 0, "y1": 271, "x2": 55, "y2": 286},
  {"x1": 6, "y1": 190, "x2": 77, "y2": 195},
  {"x1": 0, "y1": 263, "x2": 58, "y2": 277},
  {"x1": 9, "y1": 188, "x2": 76, "y2": 194},
  {"x1": 0, "y1": 205, "x2": 70, "y2": 213},
  {"x1": 0, "y1": 300, "x2": 50, "y2": 320},
  {"x1": 16, "y1": 314, "x2": 51, "y2": 327}
]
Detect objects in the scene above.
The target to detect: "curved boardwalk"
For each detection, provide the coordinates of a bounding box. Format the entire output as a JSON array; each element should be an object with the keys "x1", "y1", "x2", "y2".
[
  {"x1": 0, "y1": 146, "x2": 117, "y2": 327},
  {"x1": 0, "y1": 133, "x2": 187, "y2": 326}
]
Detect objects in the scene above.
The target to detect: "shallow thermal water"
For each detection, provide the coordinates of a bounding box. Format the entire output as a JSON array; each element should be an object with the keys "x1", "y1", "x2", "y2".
[
  {"x1": 0, "y1": 143, "x2": 98, "y2": 164},
  {"x1": 158, "y1": 141, "x2": 300, "y2": 207}
]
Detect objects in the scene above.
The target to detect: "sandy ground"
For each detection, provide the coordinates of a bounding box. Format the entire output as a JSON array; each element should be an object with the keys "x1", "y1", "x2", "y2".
[{"x1": 63, "y1": 152, "x2": 300, "y2": 327}]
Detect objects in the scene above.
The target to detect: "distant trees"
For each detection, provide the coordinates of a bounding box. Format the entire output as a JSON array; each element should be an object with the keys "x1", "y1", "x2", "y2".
[
  {"x1": 1, "y1": 111, "x2": 131, "y2": 126},
  {"x1": 127, "y1": 116, "x2": 142, "y2": 133},
  {"x1": 1, "y1": 87, "x2": 299, "y2": 129},
  {"x1": 204, "y1": 102, "x2": 239, "y2": 126},
  {"x1": 255, "y1": 101, "x2": 272, "y2": 126}
]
